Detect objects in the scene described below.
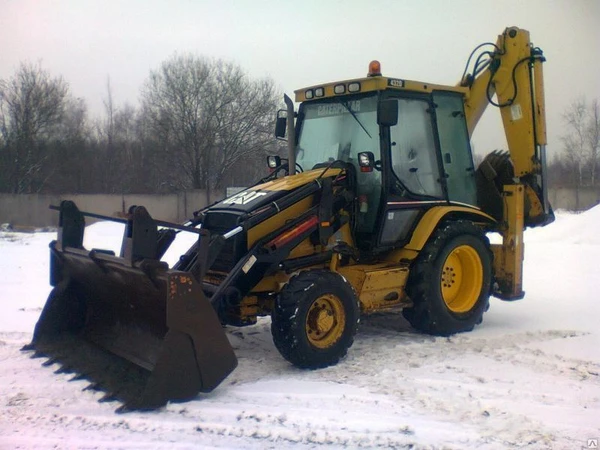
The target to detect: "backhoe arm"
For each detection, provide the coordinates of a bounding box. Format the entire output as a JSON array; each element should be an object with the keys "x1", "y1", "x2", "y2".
[
  {"x1": 462, "y1": 27, "x2": 554, "y2": 300},
  {"x1": 463, "y1": 27, "x2": 553, "y2": 227}
]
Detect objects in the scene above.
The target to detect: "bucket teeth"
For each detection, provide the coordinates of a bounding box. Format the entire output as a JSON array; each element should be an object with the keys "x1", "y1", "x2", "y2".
[
  {"x1": 21, "y1": 343, "x2": 35, "y2": 351},
  {"x1": 83, "y1": 382, "x2": 102, "y2": 392},
  {"x1": 30, "y1": 351, "x2": 47, "y2": 359},
  {"x1": 115, "y1": 404, "x2": 131, "y2": 414},
  {"x1": 54, "y1": 365, "x2": 74, "y2": 375},
  {"x1": 42, "y1": 357, "x2": 59, "y2": 367},
  {"x1": 99, "y1": 392, "x2": 118, "y2": 403},
  {"x1": 69, "y1": 372, "x2": 89, "y2": 382}
]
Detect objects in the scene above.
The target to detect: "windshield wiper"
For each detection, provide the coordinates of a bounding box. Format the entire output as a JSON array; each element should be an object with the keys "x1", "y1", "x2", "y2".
[{"x1": 338, "y1": 100, "x2": 372, "y2": 139}]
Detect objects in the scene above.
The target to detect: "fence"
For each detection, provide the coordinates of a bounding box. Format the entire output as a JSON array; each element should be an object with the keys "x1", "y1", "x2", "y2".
[
  {"x1": 547, "y1": 187, "x2": 600, "y2": 212},
  {"x1": 0, "y1": 190, "x2": 224, "y2": 228},
  {"x1": 0, "y1": 187, "x2": 598, "y2": 228}
]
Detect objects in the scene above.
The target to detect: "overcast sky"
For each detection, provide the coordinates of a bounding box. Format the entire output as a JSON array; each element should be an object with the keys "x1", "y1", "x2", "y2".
[{"x1": 1, "y1": 0, "x2": 599, "y2": 157}]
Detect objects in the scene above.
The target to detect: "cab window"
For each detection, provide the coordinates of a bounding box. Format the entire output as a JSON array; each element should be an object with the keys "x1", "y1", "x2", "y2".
[
  {"x1": 433, "y1": 92, "x2": 477, "y2": 205},
  {"x1": 389, "y1": 98, "x2": 443, "y2": 198}
]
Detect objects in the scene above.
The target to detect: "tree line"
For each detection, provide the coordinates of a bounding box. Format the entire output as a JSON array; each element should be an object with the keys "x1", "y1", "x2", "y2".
[
  {"x1": 0, "y1": 57, "x2": 282, "y2": 195},
  {"x1": 1, "y1": 58, "x2": 597, "y2": 195},
  {"x1": 548, "y1": 98, "x2": 600, "y2": 189}
]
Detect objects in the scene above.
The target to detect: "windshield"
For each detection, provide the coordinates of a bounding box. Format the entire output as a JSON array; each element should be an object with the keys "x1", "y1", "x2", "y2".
[
  {"x1": 296, "y1": 95, "x2": 379, "y2": 171},
  {"x1": 296, "y1": 94, "x2": 381, "y2": 234}
]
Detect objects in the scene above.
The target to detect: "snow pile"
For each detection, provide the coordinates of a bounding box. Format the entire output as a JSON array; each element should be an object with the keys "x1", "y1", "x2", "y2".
[
  {"x1": 525, "y1": 205, "x2": 600, "y2": 245},
  {"x1": 0, "y1": 209, "x2": 599, "y2": 449}
]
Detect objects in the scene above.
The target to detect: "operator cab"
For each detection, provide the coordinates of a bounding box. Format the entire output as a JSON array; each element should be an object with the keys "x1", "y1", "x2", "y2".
[{"x1": 278, "y1": 62, "x2": 478, "y2": 252}]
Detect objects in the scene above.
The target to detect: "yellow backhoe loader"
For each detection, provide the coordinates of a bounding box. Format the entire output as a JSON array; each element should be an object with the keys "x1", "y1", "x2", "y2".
[{"x1": 24, "y1": 27, "x2": 554, "y2": 411}]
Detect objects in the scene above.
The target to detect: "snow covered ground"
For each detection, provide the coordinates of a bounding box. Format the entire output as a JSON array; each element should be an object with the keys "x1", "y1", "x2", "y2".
[{"x1": 1, "y1": 208, "x2": 599, "y2": 449}]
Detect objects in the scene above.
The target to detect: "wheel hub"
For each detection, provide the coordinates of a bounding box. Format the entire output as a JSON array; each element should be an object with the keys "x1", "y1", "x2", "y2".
[
  {"x1": 440, "y1": 245, "x2": 483, "y2": 313},
  {"x1": 305, "y1": 294, "x2": 345, "y2": 349}
]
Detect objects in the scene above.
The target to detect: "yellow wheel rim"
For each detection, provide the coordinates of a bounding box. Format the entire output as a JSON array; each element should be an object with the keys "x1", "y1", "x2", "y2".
[
  {"x1": 441, "y1": 245, "x2": 483, "y2": 313},
  {"x1": 305, "y1": 294, "x2": 346, "y2": 349}
]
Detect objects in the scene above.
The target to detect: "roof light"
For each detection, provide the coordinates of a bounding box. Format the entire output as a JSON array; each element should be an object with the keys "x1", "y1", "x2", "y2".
[
  {"x1": 348, "y1": 82, "x2": 361, "y2": 93},
  {"x1": 368, "y1": 60, "x2": 381, "y2": 77},
  {"x1": 305, "y1": 89, "x2": 314, "y2": 99},
  {"x1": 314, "y1": 87, "x2": 325, "y2": 97},
  {"x1": 334, "y1": 84, "x2": 346, "y2": 94}
]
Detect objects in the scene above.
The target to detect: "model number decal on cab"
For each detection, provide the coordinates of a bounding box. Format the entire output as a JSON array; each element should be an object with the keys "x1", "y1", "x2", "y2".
[
  {"x1": 226, "y1": 190, "x2": 267, "y2": 205},
  {"x1": 387, "y1": 78, "x2": 405, "y2": 88}
]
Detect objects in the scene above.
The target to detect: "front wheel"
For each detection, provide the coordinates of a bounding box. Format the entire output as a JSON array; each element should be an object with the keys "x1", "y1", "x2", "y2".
[
  {"x1": 403, "y1": 220, "x2": 493, "y2": 336},
  {"x1": 271, "y1": 270, "x2": 360, "y2": 369}
]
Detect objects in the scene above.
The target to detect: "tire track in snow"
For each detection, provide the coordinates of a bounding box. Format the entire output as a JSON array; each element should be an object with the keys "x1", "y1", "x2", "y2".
[
  {"x1": 212, "y1": 314, "x2": 598, "y2": 448},
  {"x1": 1, "y1": 313, "x2": 597, "y2": 449}
]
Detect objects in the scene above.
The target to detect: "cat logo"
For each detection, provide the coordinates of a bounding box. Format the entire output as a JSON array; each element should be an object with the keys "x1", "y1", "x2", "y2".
[{"x1": 226, "y1": 190, "x2": 267, "y2": 205}]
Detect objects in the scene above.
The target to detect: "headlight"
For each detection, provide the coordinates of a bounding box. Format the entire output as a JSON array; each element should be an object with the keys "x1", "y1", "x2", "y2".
[
  {"x1": 348, "y1": 82, "x2": 361, "y2": 93},
  {"x1": 334, "y1": 84, "x2": 346, "y2": 94}
]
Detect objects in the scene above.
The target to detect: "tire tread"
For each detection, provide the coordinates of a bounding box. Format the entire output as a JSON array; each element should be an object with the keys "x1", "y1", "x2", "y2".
[{"x1": 403, "y1": 220, "x2": 492, "y2": 336}]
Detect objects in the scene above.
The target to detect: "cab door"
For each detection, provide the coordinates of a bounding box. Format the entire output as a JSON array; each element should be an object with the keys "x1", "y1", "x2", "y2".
[
  {"x1": 378, "y1": 96, "x2": 445, "y2": 248},
  {"x1": 433, "y1": 92, "x2": 477, "y2": 206}
]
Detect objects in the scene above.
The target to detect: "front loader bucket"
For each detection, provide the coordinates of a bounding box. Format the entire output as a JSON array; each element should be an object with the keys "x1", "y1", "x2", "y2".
[{"x1": 24, "y1": 202, "x2": 237, "y2": 411}]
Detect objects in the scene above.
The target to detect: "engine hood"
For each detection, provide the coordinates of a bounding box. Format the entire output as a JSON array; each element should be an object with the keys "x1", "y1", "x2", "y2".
[{"x1": 209, "y1": 168, "x2": 342, "y2": 214}]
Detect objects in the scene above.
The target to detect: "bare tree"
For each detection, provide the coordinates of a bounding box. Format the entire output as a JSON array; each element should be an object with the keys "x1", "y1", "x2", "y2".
[
  {"x1": 110, "y1": 103, "x2": 143, "y2": 192},
  {"x1": 90, "y1": 77, "x2": 121, "y2": 192},
  {"x1": 46, "y1": 96, "x2": 91, "y2": 193},
  {"x1": 208, "y1": 63, "x2": 280, "y2": 190},
  {"x1": 561, "y1": 98, "x2": 587, "y2": 187},
  {"x1": 140, "y1": 55, "x2": 280, "y2": 192},
  {"x1": 587, "y1": 99, "x2": 599, "y2": 186},
  {"x1": 141, "y1": 55, "x2": 213, "y2": 190},
  {"x1": 0, "y1": 62, "x2": 69, "y2": 193},
  {"x1": 561, "y1": 97, "x2": 600, "y2": 187}
]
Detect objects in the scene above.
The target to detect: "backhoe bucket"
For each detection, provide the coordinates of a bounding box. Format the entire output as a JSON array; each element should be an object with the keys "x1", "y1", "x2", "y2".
[{"x1": 25, "y1": 202, "x2": 237, "y2": 411}]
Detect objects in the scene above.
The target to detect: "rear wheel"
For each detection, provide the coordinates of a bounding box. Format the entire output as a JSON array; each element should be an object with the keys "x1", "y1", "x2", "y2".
[
  {"x1": 271, "y1": 270, "x2": 360, "y2": 368},
  {"x1": 403, "y1": 220, "x2": 492, "y2": 335}
]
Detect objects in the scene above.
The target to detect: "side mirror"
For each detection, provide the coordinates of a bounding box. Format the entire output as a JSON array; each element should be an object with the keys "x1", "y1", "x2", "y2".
[
  {"x1": 358, "y1": 151, "x2": 375, "y2": 173},
  {"x1": 377, "y1": 99, "x2": 398, "y2": 126},
  {"x1": 275, "y1": 110, "x2": 287, "y2": 139}
]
